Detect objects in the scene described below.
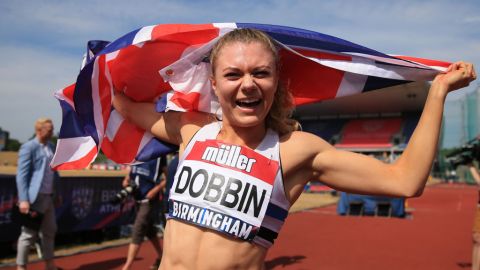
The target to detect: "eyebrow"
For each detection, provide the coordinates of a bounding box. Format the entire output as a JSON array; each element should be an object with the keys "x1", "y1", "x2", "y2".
[{"x1": 221, "y1": 65, "x2": 273, "y2": 72}]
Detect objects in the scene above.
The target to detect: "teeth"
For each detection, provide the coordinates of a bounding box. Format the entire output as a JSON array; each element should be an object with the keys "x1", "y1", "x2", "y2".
[
  {"x1": 238, "y1": 99, "x2": 259, "y2": 103},
  {"x1": 240, "y1": 100, "x2": 256, "y2": 104},
  {"x1": 236, "y1": 99, "x2": 261, "y2": 107}
]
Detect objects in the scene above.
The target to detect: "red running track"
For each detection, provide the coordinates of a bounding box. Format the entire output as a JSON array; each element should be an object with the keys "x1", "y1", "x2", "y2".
[{"x1": 2, "y1": 183, "x2": 476, "y2": 270}]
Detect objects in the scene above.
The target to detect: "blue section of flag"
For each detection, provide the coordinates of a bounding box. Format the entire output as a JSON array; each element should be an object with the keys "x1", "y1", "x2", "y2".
[
  {"x1": 57, "y1": 99, "x2": 89, "y2": 138},
  {"x1": 72, "y1": 61, "x2": 99, "y2": 145},
  {"x1": 156, "y1": 94, "x2": 169, "y2": 113},
  {"x1": 363, "y1": 77, "x2": 411, "y2": 92},
  {"x1": 136, "y1": 138, "x2": 179, "y2": 162},
  {"x1": 86, "y1": 40, "x2": 111, "y2": 63},
  {"x1": 237, "y1": 23, "x2": 391, "y2": 58},
  {"x1": 97, "y1": 28, "x2": 140, "y2": 56}
]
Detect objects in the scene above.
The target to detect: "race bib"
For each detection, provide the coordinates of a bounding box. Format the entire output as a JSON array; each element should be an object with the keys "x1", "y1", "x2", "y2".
[{"x1": 169, "y1": 140, "x2": 279, "y2": 240}]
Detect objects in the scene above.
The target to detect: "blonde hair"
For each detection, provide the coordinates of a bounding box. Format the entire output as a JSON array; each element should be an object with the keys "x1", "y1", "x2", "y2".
[
  {"x1": 35, "y1": 118, "x2": 53, "y2": 131},
  {"x1": 210, "y1": 28, "x2": 298, "y2": 136}
]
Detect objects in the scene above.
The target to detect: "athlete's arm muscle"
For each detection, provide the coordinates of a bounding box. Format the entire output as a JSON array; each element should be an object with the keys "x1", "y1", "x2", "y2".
[{"x1": 281, "y1": 62, "x2": 475, "y2": 203}]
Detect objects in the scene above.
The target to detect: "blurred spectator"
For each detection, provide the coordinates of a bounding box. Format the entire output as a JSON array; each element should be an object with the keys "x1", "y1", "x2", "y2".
[
  {"x1": 15, "y1": 118, "x2": 62, "y2": 270},
  {"x1": 120, "y1": 156, "x2": 167, "y2": 270}
]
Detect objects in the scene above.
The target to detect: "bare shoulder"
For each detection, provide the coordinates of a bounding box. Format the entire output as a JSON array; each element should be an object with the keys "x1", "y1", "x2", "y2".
[{"x1": 177, "y1": 111, "x2": 215, "y2": 147}]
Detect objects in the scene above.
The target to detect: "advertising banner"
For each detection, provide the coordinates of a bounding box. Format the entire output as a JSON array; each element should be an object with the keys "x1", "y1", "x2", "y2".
[{"x1": 0, "y1": 174, "x2": 136, "y2": 242}]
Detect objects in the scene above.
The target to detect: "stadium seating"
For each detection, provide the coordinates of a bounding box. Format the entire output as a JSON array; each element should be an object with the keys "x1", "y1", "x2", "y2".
[
  {"x1": 402, "y1": 114, "x2": 421, "y2": 144},
  {"x1": 300, "y1": 115, "x2": 421, "y2": 150},
  {"x1": 301, "y1": 119, "x2": 346, "y2": 143},
  {"x1": 301, "y1": 115, "x2": 420, "y2": 219},
  {"x1": 335, "y1": 118, "x2": 403, "y2": 148}
]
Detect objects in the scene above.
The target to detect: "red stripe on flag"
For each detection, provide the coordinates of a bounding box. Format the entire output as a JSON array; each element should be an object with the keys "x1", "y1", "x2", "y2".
[
  {"x1": 63, "y1": 83, "x2": 76, "y2": 103},
  {"x1": 52, "y1": 146, "x2": 98, "y2": 171},
  {"x1": 170, "y1": 91, "x2": 201, "y2": 111},
  {"x1": 107, "y1": 24, "x2": 220, "y2": 104},
  {"x1": 395, "y1": 55, "x2": 451, "y2": 68},
  {"x1": 107, "y1": 43, "x2": 173, "y2": 102},
  {"x1": 101, "y1": 121, "x2": 146, "y2": 164},
  {"x1": 151, "y1": 23, "x2": 220, "y2": 44},
  {"x1": 280, "y1": 48, "x2": 345, "y2": 104}
]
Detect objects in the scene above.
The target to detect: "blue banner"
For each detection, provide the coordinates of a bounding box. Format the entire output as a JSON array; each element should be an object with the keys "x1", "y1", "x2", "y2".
[{"x1": 0, "y1": 174, "x2": 136, "y2": 242}]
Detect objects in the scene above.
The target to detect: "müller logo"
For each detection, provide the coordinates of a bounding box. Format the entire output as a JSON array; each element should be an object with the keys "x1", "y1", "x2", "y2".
[{"x1": 201, "y1": 144, "x2": 257, "y2": 173}]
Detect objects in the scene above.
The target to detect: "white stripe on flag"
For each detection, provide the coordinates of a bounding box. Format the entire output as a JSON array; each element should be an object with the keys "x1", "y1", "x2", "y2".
[
  {"x1": 106, "y1": 109, "x2": 124, "y2": 141},
  {"x1": 335, "y1": 72, "x2": 368, "y2": 98},
  {"x1": 104, "y1": 58, "x2": 114, "y2": 109},
  {"x1": 106, "y1": 50, "x2": 120, "y2": 62},
  {"x1": 159, "y1": 38, "x2": 219, "y2": 82},
  {"x1": 133, "y1": 25, "x2": 155, "y2": 45},
  {"x1": 91, "y1": 58, "x2": 105, "y2": 146},
  {"x1": 347, "y1": 52, "x2": 427, "y2": 69},
  {"x1": 277, "y1": 41, "x2": 442, "y2": 82},
  {"x1": 167, "y1": 62, "x2": 212, "y2": 94},
  {"x1": 213, "y1": 23, "x2": 237, "y2": 35},
  {"x1": 54, "y1": 89, "x2": 75, "y2": 110},
  {"x1": 317, "y1": 57, "x2": 439, "y2": 81},
  {"x1": 51, "y1": 137, "x2": 97, "y2": 167}
]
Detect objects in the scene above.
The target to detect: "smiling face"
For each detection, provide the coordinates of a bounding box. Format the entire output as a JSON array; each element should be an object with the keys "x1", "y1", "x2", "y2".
[{"x1": 210, "y1": 41, "x2": 279, "y2": 129}]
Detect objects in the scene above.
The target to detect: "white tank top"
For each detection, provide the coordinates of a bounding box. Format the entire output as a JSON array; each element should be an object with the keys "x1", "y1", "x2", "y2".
[{"x1": 167, "y1": 122, "x2": 291, "y2": 248}]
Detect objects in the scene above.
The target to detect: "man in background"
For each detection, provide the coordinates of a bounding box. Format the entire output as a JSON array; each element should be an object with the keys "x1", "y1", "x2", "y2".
[
  {"x1": 120, "y1": 156, "x2": 166, "y2": 270},
  {"x1": 16, "y1": 118, "x2": 61, "y2": 270}
]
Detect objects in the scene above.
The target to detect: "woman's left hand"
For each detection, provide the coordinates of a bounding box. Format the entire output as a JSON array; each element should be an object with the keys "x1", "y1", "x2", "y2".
[{"x1": 433, "y1": 61, "x2": 476, "y2": 94}]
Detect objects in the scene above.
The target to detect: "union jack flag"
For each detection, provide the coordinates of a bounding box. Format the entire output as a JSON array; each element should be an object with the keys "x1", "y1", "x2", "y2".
[{"x1": 51, "y1": 23, "x2": 450, "y2": 170}]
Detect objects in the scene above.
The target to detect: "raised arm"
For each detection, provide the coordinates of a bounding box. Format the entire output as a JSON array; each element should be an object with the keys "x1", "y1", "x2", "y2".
[
  {"x1": 284, "y1": 62, "x2": 476, "y2": 200},
  {"x1": 390, "y1": 61, "x2": 476, "y2": 194},
  {"x1": 112, "y1": 92, "x2": 213, "y2": 150},
  {"x1": 113, "y1": 92, "x2": 182, "y2": 145}
]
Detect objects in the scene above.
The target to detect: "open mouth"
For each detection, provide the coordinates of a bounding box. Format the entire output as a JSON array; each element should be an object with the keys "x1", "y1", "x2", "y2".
[{"x1": 236, "y1": 98, "x2": 262, "y2": 108}]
